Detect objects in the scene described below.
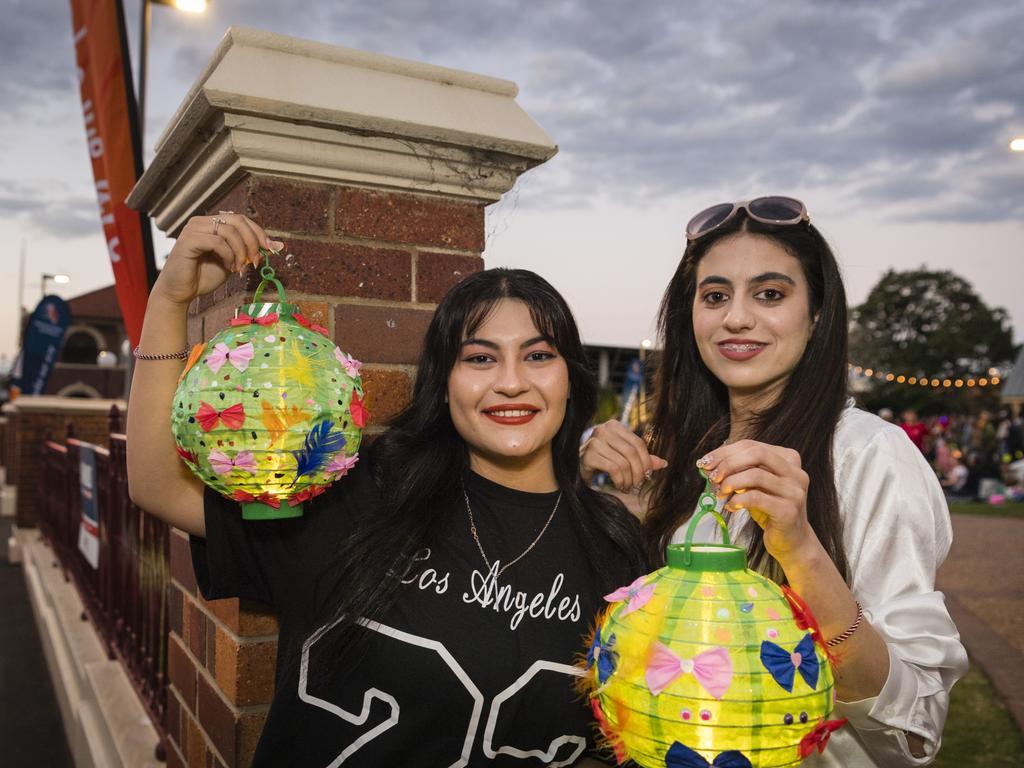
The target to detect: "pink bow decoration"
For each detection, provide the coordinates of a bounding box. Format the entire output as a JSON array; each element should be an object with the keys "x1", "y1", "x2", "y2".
[
  {"x1": 206, "y1": 342, "x2": 255, "y2": 373},
  {"x1": 334, "y1": 347, "x2": 362, "y2": 377},
  {"x1": 325, "y1": 453, "x2": 359, "y2": 479},
  {"x1": 230, "y1": 312, "x2": 279, "y2": 327},
  {"x1": 645, "y1": 642, "x2": 733, "y2": 699},
  {"x1": 604, "y1": 575, "x2": 656, "y2": 616},
  {"x1": 208, "y1": 450, "x2": 258, "y2": 475}
]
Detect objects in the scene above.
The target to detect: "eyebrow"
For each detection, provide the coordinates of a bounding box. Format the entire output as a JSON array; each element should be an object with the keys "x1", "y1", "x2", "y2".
[
  {"x1": 698, "y1": 272, "x2": 797, "y2": 288},
  {"x1": 460, "y1": 335, "x2": 553, "y2": 350}
]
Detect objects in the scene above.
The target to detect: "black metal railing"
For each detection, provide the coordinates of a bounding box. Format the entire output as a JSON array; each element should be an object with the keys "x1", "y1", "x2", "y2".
[{"x1": 36, "y1": 406, "x2": 168, "y2": 761}]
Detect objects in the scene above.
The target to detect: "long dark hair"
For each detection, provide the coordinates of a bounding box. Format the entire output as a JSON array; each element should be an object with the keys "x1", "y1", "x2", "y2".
[
  {"x1": 644, "y1": 212, "x2": 850, "y2": 584},
  {"x1": 306, "y1": 268, "x2": 647, "y2": 671}
]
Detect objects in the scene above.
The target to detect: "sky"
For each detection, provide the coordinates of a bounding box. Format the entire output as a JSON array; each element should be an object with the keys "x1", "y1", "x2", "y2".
[{"x1": 2, "y1": 0, "x2": 1022, "y2": 370}]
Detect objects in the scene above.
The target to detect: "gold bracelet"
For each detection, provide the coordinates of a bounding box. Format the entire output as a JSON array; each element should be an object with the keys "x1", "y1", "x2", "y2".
[
  {"x1": 133, "y1": 345, "x2": 190, "y2": 361},
  {"x1": 826, "y1": 601, "x2": 863, "y2": 647}
]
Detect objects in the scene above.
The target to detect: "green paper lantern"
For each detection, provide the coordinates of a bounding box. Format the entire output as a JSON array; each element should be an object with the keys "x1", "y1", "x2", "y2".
[
  {"x1": 582, "y1": 473, "x2": 844, "y2": 767},
  {"x1": 171, "y1": 251, "x2": 366, "y2": 520}
]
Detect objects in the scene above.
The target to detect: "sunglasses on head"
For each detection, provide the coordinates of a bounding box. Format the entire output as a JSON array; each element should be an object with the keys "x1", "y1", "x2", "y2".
[{"x1": 685, "y1": 196, "x2": 809, "y2": 241}]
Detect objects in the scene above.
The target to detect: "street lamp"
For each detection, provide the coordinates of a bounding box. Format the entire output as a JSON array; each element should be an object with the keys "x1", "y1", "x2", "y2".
[
  {"x1": 138, "y1": 0, "x2": 209, "y2": 155},
  {"x1": 41, "y1": 273, "x2": 70, "y2": 299}
]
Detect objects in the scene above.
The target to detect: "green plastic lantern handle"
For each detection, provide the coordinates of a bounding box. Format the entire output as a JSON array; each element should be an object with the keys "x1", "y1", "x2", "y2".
[
  {"x1": 680, "y1": 469, "x2": 732, "y2": 566},
  {"x1": 251, "y1": 248, "x2": 288, "y2": 305}
]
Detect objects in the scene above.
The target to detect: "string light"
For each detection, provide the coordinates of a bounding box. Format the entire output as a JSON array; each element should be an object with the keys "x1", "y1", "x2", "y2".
[{"x1": 848, "y1": 364, "x2": 1003, "y2": 389}]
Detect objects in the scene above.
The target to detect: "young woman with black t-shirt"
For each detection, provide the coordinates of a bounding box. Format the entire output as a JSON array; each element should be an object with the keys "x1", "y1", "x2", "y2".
[{"x1": 127, "y1": 212, "x2": 646, "y2": 766}]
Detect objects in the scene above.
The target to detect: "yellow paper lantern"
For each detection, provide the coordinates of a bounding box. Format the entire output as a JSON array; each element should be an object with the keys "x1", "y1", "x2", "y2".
[{"x1": 582, "y1": 475, "x2": 845, "y2": 767}]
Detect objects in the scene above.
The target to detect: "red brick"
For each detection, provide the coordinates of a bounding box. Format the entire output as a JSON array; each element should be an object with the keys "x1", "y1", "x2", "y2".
[
  {"x1": 166, "y1": 740, "x2": 187, "y2": 768},
  {"x1": 170, "y1": 529, "x2": 198, "y2": 595},
  {"x1": 183, "y1": 707, "x2": 206, "y2": 768},
  {"x1": 197, "y1": 673, "x2": 238, "y2": 766},
  {"x1": 194, "y1": 271, "x2": 255, "y2": 315},
  {"x1": 168, "y1": 636, "x2": 197, "y2": 712},
  {"x1": 198, "y1": 595, "x2": 279, "y2": 637},
  {"x1": 167, "y1": 689, "x2": 183, "y2": 747},
  {"x1": 188, "y1": 599, "x2": 208, "y2": 665},
  {"x1": 206, "y1": 615, "x2": 217, "y2": 673},
  {"x1": 202, "y1": 303, "x2": 239, "y2": 340},
  {"x1": 277, "y1": 239, "x2": 411, "y2": 301},
  {"x1": 248, "y1": 176, "x2": 332, "y2": 236},
  {"x1": 187, "y1": 312, "x2": 203, "y2": 348},
  {"x1": 336, "y1": 186, "x2": 484, "y2": 251},
  {"x1": 169, "y1": 585, "x2": 184, "y2": 638},
  {"x1": 333, "y1": 304, "x2": 432, "y2": 365},
  {"x1": 213, "y1": 624, "x2": 277, "y2": 706},
  {"x1": 206, "y1": 181, "x2": 251, "y2": 223},
  {"x1": 415, "y1": 252, "x2": 483, "y2": 303},
  {"x1": 238, "y1": 710, "x2": 269, "y2": 767},
  {"x1": 360, "y1": 367, "x2": 413, "y2": 426}
]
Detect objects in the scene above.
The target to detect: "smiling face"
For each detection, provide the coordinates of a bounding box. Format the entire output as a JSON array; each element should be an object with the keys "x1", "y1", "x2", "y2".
[
  {"x1": 447, "y1": 298, "x2": 569, "y2": 488},
  {"x1": 692, "y1": 233, "x2": 815, "y2": 409}
]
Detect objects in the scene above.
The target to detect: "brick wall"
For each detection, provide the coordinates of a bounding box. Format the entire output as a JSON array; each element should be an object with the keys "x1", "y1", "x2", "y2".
[
  {"x1": 3, "y1": 400, "x2": 123, "y2": 527},
  {"x1": 163, "y1": 176, "x2": 484, "y2": 767}
]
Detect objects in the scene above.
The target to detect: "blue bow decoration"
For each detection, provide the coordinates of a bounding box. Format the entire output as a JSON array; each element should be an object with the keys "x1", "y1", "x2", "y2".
[
  {"x1": 586, "y1": 626, "x2": 617, "y2": 685},
  {"x1": 665, "y1": 741, "x2": 752, "y2": 768},
  {"x1": 760, "y1": 632, "x2": 819, "y2": 692}
]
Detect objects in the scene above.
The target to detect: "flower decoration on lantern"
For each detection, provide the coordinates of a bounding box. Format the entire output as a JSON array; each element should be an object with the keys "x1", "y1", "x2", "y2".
[
  {"x1": 171, "y1": 247, "x2": 366, "y2": 520},
  {"x1": 580, "y1": 470, "x2": 846, "y2": 767}
]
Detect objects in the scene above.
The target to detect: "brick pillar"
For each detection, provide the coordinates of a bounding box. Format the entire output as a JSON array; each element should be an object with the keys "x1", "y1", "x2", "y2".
[{"x1": 128, "y1": 27, "x2": 556, "y2": 768}]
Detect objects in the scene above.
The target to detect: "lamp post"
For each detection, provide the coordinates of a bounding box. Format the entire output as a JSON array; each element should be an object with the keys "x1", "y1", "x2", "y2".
[
  {"x1": 138, "y1": 0, "x2": 208, "y2": 156},
  {"x1": 40, "y1": 273, "x2": 70, "y2": 300}
]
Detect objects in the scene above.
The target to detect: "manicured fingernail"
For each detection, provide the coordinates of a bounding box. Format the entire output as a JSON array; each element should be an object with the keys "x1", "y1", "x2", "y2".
[
  {"x1": 696, "y1": 453, "x2": 714, "y2": 468},
  {"x1": 270, "y1": 240, "x2": 285, "y2": 250},
  {"x1": 711, "y1": 470, "x2": 723, "y2": 482},
  {"x1": 644, "y1": 469, "x2": 653, "y2": 480}
]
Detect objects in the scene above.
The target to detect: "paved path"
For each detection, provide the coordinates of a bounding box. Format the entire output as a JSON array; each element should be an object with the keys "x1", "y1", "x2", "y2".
[
  {"x1": 937, "y1": 514, "x2": 1024, "y2": 730},
  {"x1": 0, "y1": 563, "x2": 74, "y2": 767}
]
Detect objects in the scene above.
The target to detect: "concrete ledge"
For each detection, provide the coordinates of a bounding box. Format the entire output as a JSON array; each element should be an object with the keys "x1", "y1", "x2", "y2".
[{"x1": 17, "y1": 529, "x2": 162, "y2": 768}]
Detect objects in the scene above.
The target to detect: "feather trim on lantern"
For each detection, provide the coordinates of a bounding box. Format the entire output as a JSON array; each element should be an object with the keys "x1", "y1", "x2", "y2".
[{"x1": 291, "y1": 420, "x2": 347, "y2": 484}]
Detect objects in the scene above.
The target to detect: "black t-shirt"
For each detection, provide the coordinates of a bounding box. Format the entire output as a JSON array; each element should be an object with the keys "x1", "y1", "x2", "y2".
[{"x1": 191, "y1": 461, "x2": 635, "y2": 766}]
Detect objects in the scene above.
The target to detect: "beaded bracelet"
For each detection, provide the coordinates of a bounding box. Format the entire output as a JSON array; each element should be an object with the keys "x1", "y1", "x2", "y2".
[
  {"x1": 826, "y1": 600, "x2": 863, "y2": 647},
  {"x1": 133, "y1": 345, "x2": 190, "y2": 361}
]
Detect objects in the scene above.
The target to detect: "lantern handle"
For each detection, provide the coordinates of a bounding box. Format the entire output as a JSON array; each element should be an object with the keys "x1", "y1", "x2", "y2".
[
  {"x1": 252, "y1": 248, "x2": 288, "y2": 305},
  {"x1": 680, "y1": 468, "x2": 732, "y2": 566}
]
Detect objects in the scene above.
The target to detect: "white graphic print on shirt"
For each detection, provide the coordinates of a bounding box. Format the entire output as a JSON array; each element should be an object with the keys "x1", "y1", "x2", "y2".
[{"x1": 298, "y1": 552, "x2": 588, "y2": 767}]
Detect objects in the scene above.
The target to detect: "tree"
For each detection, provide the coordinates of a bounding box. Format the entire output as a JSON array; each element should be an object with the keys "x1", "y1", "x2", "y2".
[{"x1": 848, "y1": 268, "x2": 1017, "y2": 415}]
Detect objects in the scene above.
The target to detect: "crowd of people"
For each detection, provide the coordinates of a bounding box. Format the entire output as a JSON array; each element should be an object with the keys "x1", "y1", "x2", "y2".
[{"x1": 884, "y1": 408, "x2": 1024, "y2": 502}]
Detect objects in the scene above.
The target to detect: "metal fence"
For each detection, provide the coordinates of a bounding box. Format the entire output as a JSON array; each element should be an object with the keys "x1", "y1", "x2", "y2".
[{"x1": 36, "y1": 406, "x2": 169, "y2": 761}]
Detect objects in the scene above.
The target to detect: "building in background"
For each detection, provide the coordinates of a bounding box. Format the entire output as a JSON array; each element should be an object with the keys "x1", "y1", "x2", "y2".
[{"x1": 46, "y1": 285, "x2": 127, "y2": 399}]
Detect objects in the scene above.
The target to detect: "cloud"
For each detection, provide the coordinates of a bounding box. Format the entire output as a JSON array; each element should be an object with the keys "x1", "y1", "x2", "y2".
[
  {"x1": 5, "y1": 0, "x2": 1023, "y2": 239},
  {"x1": 0, "y1": 181, "x2": 103, "y2": 239}
]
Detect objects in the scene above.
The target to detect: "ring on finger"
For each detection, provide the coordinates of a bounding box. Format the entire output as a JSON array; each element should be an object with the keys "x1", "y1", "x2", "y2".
[{"x1": 212, "y1": 217, "x2": 226, "y2": 236}]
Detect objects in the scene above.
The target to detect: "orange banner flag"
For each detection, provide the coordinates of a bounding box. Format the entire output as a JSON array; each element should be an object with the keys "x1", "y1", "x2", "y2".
[{"x1": 69, "y1": 0, "x2": 155, "y2": 347}]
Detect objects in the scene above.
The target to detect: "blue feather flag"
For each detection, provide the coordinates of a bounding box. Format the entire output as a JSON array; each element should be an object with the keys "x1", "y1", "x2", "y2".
[{"x1": 290, "y1": 420, "x2": 347, "y2": 485}]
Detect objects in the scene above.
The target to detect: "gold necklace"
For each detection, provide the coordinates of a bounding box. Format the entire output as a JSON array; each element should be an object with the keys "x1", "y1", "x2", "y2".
[{"x1": 464, "y1": 486, "x2": 561, "y2": 578}]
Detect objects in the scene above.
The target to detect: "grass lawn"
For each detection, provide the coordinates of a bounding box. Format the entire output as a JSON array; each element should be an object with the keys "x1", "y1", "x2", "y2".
[
  {"x1": 948, "y1": 500, "x2": 1024, "y2": 519},
  {"x1": 934, "y1": 662, "x2": 1024, "y2": 767}
]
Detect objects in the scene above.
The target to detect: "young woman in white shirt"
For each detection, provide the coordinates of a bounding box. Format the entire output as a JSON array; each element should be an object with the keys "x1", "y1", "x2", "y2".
[{"x1": 579, "y1": 197, "x2": 967, "y2": 767}]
